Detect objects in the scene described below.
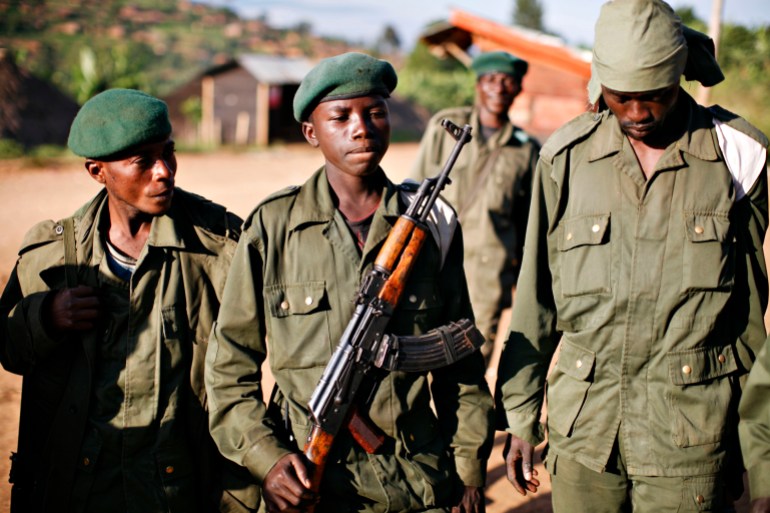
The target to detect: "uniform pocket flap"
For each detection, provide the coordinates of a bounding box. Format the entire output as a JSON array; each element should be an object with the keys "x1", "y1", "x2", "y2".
[
  {"x1": 397, "y1": 410, "x2": 440, "y2": 453},
  {"x1": 559, "y1": 213, "x2": 610, "y2": 251},
  {"x1": 684, "y1": 212, "x2": 730, "y2": 243},
  {"x1": 397, "y1": 279, "x2": 444, "y2": 311},
  {"x1": 156, "y1": 443, "x2": 196, "y2": 482},
  {"x1": 267, "y1": 281, "x2": 327, "y2": 318},
  {"x1": 76, "y1": 428, "x2": 103, "y2": 474},
  {"x1": 667, "y1": 345, "x2": 737, "y2": 386},
  {"x1": 556, "y1": 338, "x2": 595, "y2": 381}
]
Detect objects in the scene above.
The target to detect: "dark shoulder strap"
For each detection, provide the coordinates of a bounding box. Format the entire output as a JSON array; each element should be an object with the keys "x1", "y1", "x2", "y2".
[{"x1": 62, "y1": 217, "x2": 77, "y2": 288}]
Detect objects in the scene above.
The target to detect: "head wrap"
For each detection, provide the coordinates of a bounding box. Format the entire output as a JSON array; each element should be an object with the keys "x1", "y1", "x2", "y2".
[
  {"x1": 588, "y1": 0, "x2": 724, "y2": 104},
  {"x1": 68, "y1": 88, "x2": 172, "y2": 159},
  {"x1": 471, "y1": 51, "x2": 529, "y2": 81},
  {"x1": 293, "y1": 52, "x2": 398, "y2": 122}
]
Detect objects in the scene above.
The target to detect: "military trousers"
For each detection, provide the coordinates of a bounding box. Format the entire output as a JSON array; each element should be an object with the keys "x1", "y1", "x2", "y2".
[{"x1": 548, "y1": 439, "x2": 734, "y2": 513}]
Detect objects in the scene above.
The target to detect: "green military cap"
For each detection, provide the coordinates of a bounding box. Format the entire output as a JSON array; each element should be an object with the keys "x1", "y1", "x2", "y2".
[
  {"x1": 471, "y1": 51, "x2": 529, "y2": 81},
  {"x1": 587, "y1": 0, "x2": 722, "y2": 104},
  {"x1": 293, "y1": 52, "x2": 398, "y2": 122},
  {"x1": 67, "y1": 88, "x2": 172, "y2": 159}
]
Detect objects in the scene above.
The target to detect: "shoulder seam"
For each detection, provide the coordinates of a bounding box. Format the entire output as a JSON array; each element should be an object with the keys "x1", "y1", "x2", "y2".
[{"x1": 540, "y1": 112, "x2": 604, "y2": 163}]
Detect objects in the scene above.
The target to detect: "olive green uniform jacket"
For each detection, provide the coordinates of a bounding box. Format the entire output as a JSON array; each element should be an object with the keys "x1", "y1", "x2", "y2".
[
  {"x1": 739, "y1": 334, "x2": 770, "y2": 499},
  {"x1": 205, "y1": 168, "x2": 494, "y2": 512},
  {"x1": 0, "y1": 188, "x2": 259, "y2": 513},
  {"x1": 496, "y1": 94, "x2": 769, "y2": 479},
  {"x1": 411, "y1": 107, "x2": 537, "y2": 343}
]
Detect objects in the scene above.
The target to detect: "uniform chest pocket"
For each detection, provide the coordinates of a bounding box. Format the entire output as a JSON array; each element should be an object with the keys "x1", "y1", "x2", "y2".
[
  {"x1": 558, "y1": 213, "x2": 611, "y2": 298},
  {"x1": 392, "y1": 279, "x2": 445, "y2": 334},
  {"x1": 681, "y1": 212, "x2": 735, "y2": 292},
  {"x1": 486, "y1": 166, "x2": 520, "y2": 217},
  {"x1": 266, "y1": 281, "x2": 331, "y2": 370}
]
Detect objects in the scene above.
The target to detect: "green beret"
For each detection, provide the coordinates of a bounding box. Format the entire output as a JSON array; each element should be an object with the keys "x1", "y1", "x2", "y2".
[
  {"x1": 293, "y1": 52, "x2": 398, "y2": 122},
  {"x1": 471, "y1": 51, "x2": 529, "y2": 81},
  {"x1": 68, "y1": 88, "x2": 172, "y2": 159}
]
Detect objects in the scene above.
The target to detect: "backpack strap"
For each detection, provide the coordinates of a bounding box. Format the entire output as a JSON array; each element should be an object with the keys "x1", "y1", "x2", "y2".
[{"x1": 62, "y1": 217, "x2": 78, "y2": 287}]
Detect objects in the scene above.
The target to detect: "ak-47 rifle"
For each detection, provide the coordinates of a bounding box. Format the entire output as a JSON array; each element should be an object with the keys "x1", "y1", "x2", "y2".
[{"x1": 303, "y1": 119, "x2": 484, "y2": 501}]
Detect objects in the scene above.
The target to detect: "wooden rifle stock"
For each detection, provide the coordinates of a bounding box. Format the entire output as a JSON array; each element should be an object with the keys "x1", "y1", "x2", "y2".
[{"x1": 376, "y1": 218, "x2": 428, "y2": 305}]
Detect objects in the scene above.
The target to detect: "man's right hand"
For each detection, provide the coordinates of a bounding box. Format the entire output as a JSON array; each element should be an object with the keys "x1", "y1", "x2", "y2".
[
  {"x1": 503, "y1": 433, "x2": 540, "y2": 496},
  {"x1": 263, "y1": 453, "x2": 318, "y2": 513},
  {"x1": 46, "y1": 285, "x2": 100, "y2": 332}
]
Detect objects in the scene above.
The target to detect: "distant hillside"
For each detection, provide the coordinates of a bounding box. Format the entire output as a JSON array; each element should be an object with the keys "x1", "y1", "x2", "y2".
[{"x1": 0, "y1": 0, "x2": 372, "y2": 104}]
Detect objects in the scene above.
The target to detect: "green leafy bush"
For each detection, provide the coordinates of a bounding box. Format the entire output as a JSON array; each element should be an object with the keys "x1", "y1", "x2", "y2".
[
  {"x1": 0, "y1": 139, "x2": 24, "y2": 159},
  {"x1": 396, "y1": 42, "x2": 475, "y2": 115}
]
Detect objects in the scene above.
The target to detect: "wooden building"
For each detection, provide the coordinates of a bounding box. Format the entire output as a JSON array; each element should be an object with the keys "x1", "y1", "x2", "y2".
[
  {"x1": 164, "y1": 54, "x2": 314, "y2": 147},
  {"x1": 421, "y1": 9, "x2": 592, "y2": 140}
]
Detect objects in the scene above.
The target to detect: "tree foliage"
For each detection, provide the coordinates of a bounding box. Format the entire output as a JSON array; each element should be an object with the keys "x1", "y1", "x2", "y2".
[
  {"x1": 513, "y1": 0, "x2": 545, "y2": 31},
  {"x1": 396, "y1": 42, "x2": 475, "y2": 115},
  {"x1": 376, "y1": 24, "x2": 401, "y2": 54},
  {"x1": 674, "y1": 8, "x2": 770, "y2": 137}
]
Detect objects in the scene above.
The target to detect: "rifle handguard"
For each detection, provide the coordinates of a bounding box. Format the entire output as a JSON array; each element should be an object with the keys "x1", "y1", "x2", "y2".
[{"x1": 372, "y1": 318, "x2": 485, "y2": 372}]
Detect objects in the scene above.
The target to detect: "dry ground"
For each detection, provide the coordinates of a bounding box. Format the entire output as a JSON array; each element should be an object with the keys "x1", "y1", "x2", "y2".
[{"x1": 0, "y1": 143, "x2": 755, "y2": 512}]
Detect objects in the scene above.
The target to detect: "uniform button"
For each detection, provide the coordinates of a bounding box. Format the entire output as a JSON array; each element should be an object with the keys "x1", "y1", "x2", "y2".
[
  {"x1": 696, "y1": 494, "x2": 705, "y2": 504},
  {"x1": 69, "y1": 404, "x2": 77, "y2": 414},
  {"x1": 83, "y1": 457, "x2": 90, "y2": 466},
  {"x1": 682, "y1": 365, "x2": 692, "y2": 375},
  {"x1": 409, "y1": 433, "x2": 415, "y2": 441},
  {"x1": 576, "y1": 359, "x2": 583, "y2": 369},
  {"x1": 694, "y1": 225, "x2": 704, "y2": 235},
  {"x1": 280, "y1": 300, "x2": 289, "y2": 310},
  {"x1": 591, "y1": 224, "x2": 600, "y2": 233},
  {"x1": 165, "y1": 466, "x2": 175, "y2": 474},
  {"x1": 718, "y1": 354, "x2": 726, "y2": 364},
  {"x1": 566, "y1": 232, "x2": 573, "y2": 241},
  {"x1": 54, "y1": 224, "x2": 64, "y2": 235},
  {"x1": 305, "y1": 296, "x2": 313, "y2": 306},
  {"x1": 408, "y1": 295, "x2": 417, "y2": 303}
]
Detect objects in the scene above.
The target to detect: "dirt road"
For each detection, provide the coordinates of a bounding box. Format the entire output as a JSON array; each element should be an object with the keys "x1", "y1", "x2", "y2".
[{"x1": 0, "y1": 143, "x2": 554, "y2": 512}]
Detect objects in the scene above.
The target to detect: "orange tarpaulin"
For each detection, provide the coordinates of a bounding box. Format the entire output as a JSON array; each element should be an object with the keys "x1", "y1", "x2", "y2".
[{"x1": 449, "y1": 9, "x2": 592, "y2": 80}]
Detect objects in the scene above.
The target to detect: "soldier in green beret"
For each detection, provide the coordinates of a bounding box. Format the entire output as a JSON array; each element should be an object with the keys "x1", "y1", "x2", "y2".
[
  {"x1": 495, "y1": 0, "x2": 769, "y2": 512},
  {"x1": 0, "y1": 88, "x2": 259, "y2": 513},
  {"x1": 205, "y1": 52, "x2": 494, "y2": 513},
  {"x1": 411, "y1": 50, "x2": 538, "y2": 370}
]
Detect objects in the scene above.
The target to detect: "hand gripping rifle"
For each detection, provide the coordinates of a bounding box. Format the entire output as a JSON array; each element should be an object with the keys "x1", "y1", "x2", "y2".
[{"x1": 303, "y1": 120, "x2": 484, "y2": 501}]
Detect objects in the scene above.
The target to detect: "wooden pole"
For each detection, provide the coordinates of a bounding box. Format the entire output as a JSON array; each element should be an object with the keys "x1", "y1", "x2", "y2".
[{"x1": 696, "y1": 0, "x2": 724, "y2": 105}]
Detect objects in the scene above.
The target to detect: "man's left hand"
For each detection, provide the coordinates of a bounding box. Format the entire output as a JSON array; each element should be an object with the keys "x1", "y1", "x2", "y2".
[{"x1": 451, "y1": 485, "x2": 485, "y2": 513}]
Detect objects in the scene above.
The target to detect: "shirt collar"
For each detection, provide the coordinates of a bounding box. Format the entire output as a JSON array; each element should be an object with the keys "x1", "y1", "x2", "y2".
[
  {"x1": 146, "y1": 199, "x2": 186, "y2": 249},
  {"x1": 471, "y1": 108, "x2": 516, "y2": 148},
  {"x1": 287, "y1": 167, "x2": 401, "y2": 233},
  {"x1": 588, "y1": 92, "x2": 721, "y2": 163},
  {"x1": 87, "y1": 188, "x2": 188, "y2": 251}
]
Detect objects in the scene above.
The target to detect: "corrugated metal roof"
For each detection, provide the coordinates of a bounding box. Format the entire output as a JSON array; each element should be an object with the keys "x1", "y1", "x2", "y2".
[{"x1": 237, "y1": 54, "x2": 314, "y2": 85}]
